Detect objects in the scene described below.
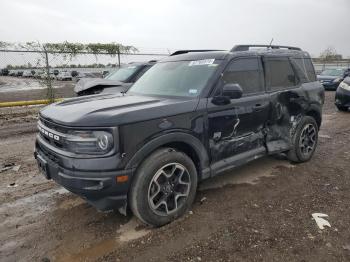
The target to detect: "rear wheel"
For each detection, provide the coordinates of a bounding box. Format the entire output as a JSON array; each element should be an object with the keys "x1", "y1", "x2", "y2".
[
  {"x1": 287, "y1": 116, "x2": 318, "y2": 163},
  {"x1": 129, "y1": 148, "x2": 198, "y2": 227}
]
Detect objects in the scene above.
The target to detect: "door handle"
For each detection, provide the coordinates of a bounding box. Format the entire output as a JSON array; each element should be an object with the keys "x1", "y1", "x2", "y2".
[{"x1": 253, "y1": 103, "x2": 265, "y2": 111}]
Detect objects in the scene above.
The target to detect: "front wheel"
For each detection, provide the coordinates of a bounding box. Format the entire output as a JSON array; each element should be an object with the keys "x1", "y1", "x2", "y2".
[
  {"x1": 287, "y1": 116, "x2": 318, "y2": 163},
  {"x1": 129, "y1": 148, "x2": 198, "y2": 227}
]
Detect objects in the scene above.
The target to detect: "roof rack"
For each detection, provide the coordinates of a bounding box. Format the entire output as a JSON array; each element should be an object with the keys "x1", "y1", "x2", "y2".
[
  {"x1": 170, "y1": 50, "x2": 224, "y2": 56},
  {"x1": 231, "y1": 45, "x2": 302, "y2": 52}
]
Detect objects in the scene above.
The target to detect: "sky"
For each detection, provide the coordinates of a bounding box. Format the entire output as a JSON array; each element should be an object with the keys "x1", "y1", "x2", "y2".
[{"x1": 0, "y1": 0, "x2": 349, "y2": 57}]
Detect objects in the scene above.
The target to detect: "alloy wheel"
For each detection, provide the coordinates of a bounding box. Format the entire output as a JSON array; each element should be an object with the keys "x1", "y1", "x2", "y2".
[
  {"x1": 299, "y1": 123, "x2": 317, "y2": 157},
  {"x1": 148, "y1": 163, "x2": 191, "y2": 216}
]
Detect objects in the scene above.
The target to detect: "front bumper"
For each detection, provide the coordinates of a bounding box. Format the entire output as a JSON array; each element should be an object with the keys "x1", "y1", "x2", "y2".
[
  {"x1": 335, "y1": 87, "x2": 350, "y2": 108},
  {"x1": 320, "y1": 81, "x2": 340, "y2": 90},
  {"x1": 35, "y1": 134, "x2": 133, "y2": 211}
]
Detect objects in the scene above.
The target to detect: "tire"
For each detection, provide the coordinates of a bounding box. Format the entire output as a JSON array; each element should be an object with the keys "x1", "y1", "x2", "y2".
[
  {"x1": 287, "y1": 116, "x2": 318, "y2": 163},
  {"x1": 336, "y1": 105, "x2": 348, "y2": 112},
  {"x1": 129, "y1": 148, "x2": 198, "y2": 227}
]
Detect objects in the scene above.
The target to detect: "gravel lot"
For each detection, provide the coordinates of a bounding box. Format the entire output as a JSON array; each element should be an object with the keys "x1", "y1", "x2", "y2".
[
  {"x1": 0, "y1": 76, "x2": 75, "y2": 102},
  {"x1": 0, "y1": 91, "x2": 349, "y2": 262}
]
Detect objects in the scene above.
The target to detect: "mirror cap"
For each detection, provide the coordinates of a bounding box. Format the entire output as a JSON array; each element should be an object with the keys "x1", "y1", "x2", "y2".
[{"x1": 222, "y1": 83, "x2": 243, "y2": 99}]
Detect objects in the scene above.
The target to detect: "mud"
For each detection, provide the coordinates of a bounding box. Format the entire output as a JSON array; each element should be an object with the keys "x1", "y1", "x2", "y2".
[{"x1": 0, "y1": 91, "x2": 349, "y2": 261}]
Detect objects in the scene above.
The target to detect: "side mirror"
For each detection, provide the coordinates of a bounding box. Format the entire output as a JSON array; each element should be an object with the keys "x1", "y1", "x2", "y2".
[{"x1": 222, "y1": 83, "x2": 243, "y2": 99}]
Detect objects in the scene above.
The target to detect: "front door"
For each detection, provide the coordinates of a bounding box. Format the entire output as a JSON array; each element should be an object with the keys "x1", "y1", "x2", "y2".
[{"x1": 207, "y1": 56, "x2": 270, "y2": 165}]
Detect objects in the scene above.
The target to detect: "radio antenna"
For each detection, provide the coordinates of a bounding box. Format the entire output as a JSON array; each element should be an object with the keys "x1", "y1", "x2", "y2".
[{"x1": 269, "y1": 38, "x2": 274, "y2": 48}]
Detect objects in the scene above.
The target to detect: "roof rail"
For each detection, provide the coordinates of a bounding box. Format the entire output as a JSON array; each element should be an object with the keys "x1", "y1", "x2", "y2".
[
  {"x1": 170, "y1": 50, "x2": 224, "y2": 56},
  {"x1": 231, "y1": 45, "x2": 302, "y2": 52}
]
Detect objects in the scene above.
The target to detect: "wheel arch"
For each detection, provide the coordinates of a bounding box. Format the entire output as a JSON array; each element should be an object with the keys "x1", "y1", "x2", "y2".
[
  {"x1": 125, "y1": 132, "x2": 210, "y2": 180},
  {"x1": 305, "y1": 107, "x2": 322, "y2": 128}
]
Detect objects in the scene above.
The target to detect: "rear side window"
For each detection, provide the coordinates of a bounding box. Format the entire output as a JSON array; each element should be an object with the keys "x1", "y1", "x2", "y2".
[
  {"x1": 222, "y1": 57, "x2": 263, "y2": 95},
  {"x1": 264, "y1": 58, "x2": 297, "y2": 91},
  {"x1": 291, "y1": 58, "x2": 316, "y2": 82}
]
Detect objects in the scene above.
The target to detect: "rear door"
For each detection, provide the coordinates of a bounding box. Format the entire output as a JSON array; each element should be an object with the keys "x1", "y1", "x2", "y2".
[
  {"x1": 263, "y1": 56, "x2": 303, "y2": 153},
  {"x1": 207, "y1": 56, "x2": 270, "y2": 164}
]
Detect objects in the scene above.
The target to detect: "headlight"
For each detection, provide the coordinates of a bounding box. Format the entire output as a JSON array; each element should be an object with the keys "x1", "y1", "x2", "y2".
[
  {"x1": 333, "y1": 78, "x2": 342, "y2": 83},
  {"x1": 339, "y1": 81, "x2": 350, "y2": 91},
  {"x1": 66, "y1": 130, "x2": 114, "y2": 155}
]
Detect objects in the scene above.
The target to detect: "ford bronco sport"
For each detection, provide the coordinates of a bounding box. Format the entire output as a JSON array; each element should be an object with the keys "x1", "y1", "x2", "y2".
[{"x1": 34, "y1": 45, "x2": 324, "y2": 227}]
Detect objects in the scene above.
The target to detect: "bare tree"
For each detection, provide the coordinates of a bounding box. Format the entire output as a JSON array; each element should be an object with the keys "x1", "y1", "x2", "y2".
[{"x1": 319, "y1": 46, "x2": 342, "y2": 62}]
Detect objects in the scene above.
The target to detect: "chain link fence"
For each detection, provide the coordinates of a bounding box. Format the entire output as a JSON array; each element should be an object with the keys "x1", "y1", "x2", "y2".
[
  {"x1": 0, "y1": 47, "x2": 169, "y2": 103},
  {"x1": 1, "y1": 47, "x2": 350, "y2": 104},
  {"x1": 312, "y1": 60, "x2": 350, "y2": 74}
]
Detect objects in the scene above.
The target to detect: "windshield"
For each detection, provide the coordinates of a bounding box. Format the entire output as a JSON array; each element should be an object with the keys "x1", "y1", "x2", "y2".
[
  {"x1": 320, "y1": 69, "x2": 344, "y2": 77},
  {"x1": 128, "y1": 59, "x2": 220, "y2": 97},
  {"x1": 105, "y1": 65, "x2": 141, "y2": 82}
]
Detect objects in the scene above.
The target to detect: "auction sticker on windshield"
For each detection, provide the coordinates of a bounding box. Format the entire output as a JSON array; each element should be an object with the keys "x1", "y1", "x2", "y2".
[{"x1": 188, "y1": 59, "x2": 215, "y2": 66}]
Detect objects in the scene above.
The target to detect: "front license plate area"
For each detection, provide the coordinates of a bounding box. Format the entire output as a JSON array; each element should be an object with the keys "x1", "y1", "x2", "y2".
[{"x1": 36, "y1": 154, "x2": 50, "y2": 179}]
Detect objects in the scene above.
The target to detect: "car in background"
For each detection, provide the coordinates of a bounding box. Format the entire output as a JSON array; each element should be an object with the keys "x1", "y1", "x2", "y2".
[
  {"x1": 74, "y1": 72, "x2": 103, "y2": 82},
  {"x1": 34, "y1": 70, "x2": 45, "y2": 79},
  {"x1": 57, "y1": 71, "x2": 72, "y2": 81},
  {"x1": 74, "y1": 61, "x2": 156, "y2": 96},
  {"x1": 9, "y1": 70, "x2": 17, "y2": 76},
  {"x1": 317, "y1": 68, "x2": 350, "y2": 90},
  {"x1": 0, "y1": 68, "x2": 9, "y2": 76},
  {"x1": 335, "y1": 77, "x2": 350, "y2": 111},
  {"x1": 16, "y1": 71, "x2": 23, "y2": 77},
  {"x1": 22, "y1": 70, "x2": 33, "y2": 77}
]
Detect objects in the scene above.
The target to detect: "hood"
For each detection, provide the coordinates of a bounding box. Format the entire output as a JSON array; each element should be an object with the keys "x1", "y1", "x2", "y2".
[
  {"x1": 74, "y1": 78, "x2": 127, "y2": 93},
  {"x1": 343, "y1": 77, "x2": 350, "y2": 85},
  {"x1": 317, "y1": 75, "x2": 340, "y2": 81},
  {"x1": 40, "y1": 93, "x2": 198, "y2": 127}
]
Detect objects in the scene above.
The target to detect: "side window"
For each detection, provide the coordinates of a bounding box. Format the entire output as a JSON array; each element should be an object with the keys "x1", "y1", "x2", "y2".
[
  {"x1": 304, "y1": 58, "x2": 317, "y2": 82},
  {"x1": 264, "y1": 58, "x2": 298, "y2": 91},
  {"x1": 222, "y1": 57, "x2": 263, "y2": 95},
  {"x1": 291, "y1": 58, "x2": 317, "y2": 83}
]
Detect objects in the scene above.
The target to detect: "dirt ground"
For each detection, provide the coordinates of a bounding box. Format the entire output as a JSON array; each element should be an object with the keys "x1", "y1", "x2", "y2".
[{"x1": 0, "y1": 92, "x2": 349, "y2": 262}]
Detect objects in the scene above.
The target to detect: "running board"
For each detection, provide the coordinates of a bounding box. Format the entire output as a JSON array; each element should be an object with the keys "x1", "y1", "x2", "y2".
[{"x1": 210, "y1": 147, "x2": 266, "y2": 176}]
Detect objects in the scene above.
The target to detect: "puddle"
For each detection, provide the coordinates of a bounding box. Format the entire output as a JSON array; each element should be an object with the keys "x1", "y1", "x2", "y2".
[
  {"x1": 55, "y1": 238, "x2": 119, "y2": 262},
  {"x1": 54, "y1": 218, "x2": 150, "y2": 262},
  {"x1": 199, "y1": 157, "x2": 294, "y2": 190}
]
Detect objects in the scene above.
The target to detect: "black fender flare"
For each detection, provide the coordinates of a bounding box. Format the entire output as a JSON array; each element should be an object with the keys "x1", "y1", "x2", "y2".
[
  {"x1": 305, "y1": 104, "x2": 322, "y2": 128},
  {"x1": 125, "y1": 132, "x2": 210, "y2": 177}
]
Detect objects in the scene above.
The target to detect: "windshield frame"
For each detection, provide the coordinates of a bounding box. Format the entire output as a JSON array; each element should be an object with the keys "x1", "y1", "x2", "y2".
[
  {"x1": 105, "y1": 64, "x2": 142, "y2": 82},
  {"x1": 127, "y1": 59, "x2": 224, "y2": 99}
]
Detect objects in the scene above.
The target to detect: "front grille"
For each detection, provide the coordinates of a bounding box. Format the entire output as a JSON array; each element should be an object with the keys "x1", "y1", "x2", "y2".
[
  {"x1": 37, "y1": 142, "x2": 60, "y2": 164},
  {"x1": 40, "y1": 117, "x2": 67, "y2": 133},
  {"x1": 38, "y1": 117, "x2": 68, "y2": 150}
]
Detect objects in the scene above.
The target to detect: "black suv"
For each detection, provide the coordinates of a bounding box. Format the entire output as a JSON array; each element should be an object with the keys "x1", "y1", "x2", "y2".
[{"x1": 34, "y1": 45, "x2": 324, "y2": 227}]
